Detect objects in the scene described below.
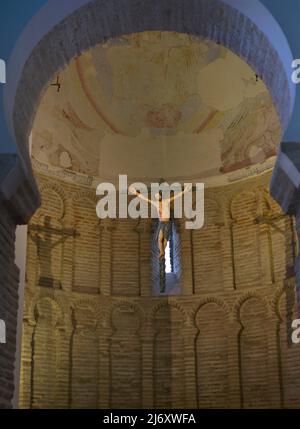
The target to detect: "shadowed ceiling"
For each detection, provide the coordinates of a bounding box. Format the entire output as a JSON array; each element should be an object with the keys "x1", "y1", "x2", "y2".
[{"x1": 31, "y1": 31, "x2": 281, "y2": 186}]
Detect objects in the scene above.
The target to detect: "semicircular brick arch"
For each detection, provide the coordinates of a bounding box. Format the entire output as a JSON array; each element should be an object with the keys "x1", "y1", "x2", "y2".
[{"x1": 4, "y1": 0, "x2": 295, "y2": 172}]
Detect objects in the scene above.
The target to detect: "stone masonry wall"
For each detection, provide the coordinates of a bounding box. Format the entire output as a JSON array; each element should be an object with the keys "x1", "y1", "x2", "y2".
[
  {"x1": 0, "y1": 203, "x2": 19, "y2": 408},
  {"x1": 19, "y1": 169, "x2": 300, "y2": 409}
]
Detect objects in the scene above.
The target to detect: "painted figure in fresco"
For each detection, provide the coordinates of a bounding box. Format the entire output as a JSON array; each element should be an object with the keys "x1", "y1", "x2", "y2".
[{"x1": 129, "y1": 184, "x2": 191, "y2": 261}]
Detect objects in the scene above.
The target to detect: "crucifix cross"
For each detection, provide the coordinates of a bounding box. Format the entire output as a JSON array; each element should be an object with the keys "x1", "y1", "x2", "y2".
[
  {"x1": 29, "y1": 216, "x2": 80, "y2": 241},
  {"x1": 50, "y1": 75, "x2": 61, "y2": 92},
  {"x1": 254, "y1": 213, "x2": 287, "y2": 234}
]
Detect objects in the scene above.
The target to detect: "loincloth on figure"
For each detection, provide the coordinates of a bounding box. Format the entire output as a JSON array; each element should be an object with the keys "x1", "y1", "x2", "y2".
[{"x1": 156, "y1": 220, "x2": 172, "y2": 242}]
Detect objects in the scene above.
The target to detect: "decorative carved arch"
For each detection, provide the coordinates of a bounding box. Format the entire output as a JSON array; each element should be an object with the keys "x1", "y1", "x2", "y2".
[
  {"x1": 34, "y1": 183, "x2": 66, "y2": 221},
  {"x1": 233, "y1": 291, "x2": 270, "y2": 325},
  {"x1": 151, "y1": 301, "x2": 187, "y2": 324},
  {"x1": 272, "y1": 279, "x2": 296, "y2": 322},
  {"x1": 193, "y1": 296, "x2": 230, "y2": 327},
  {"x1": 34, "y1": 296, "x2": 64, "y2": 328}
]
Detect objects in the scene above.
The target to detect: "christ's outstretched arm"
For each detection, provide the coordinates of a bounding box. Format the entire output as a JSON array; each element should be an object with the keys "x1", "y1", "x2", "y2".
[
  {"x1": 168, "y1": 183, "x2": 192, "y2": 202},
  {"x1": 129, "y1": 186, "x2": 157, "y2": 207}
]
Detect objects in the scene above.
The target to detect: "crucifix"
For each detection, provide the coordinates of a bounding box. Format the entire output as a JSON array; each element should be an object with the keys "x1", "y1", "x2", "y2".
[
  {"x1": 255, "y1": 212, "x2": 297, "y2": 273},
  {"x1": 254, "y1": 213, "x2": 286, "y2": 230},
  {"x1": 29, "y1": 215, "x2": 79, "y2": 288},
  {"x1": 255, "y1": 212, "x2": 296, "y2": 346},
  {"x1": 50, "y1": 75, "x2": 61, "y2": 92}
]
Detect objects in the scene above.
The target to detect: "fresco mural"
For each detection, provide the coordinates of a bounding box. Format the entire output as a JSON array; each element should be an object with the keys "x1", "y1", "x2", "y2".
[{"x1": 31, "y1": 31, "x2": 281, "y2": 186}]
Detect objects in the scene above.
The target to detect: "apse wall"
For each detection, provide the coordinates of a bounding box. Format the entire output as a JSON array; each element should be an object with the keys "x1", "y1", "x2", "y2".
[{"x1": 19, "y1": 167, "x2": 300, "y2": 409}]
